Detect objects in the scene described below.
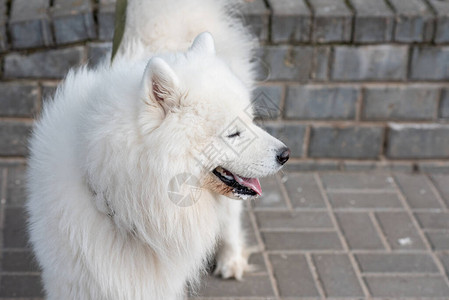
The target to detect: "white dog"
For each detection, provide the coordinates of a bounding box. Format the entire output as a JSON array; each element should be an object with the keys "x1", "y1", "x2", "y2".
[{"x1": 26, "y1": 0, "x2": 289, "y2": 299}]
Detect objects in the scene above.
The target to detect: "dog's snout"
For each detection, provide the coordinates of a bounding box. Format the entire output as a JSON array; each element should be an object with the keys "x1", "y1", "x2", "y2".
[{"x1": 276, "y1": 147, "x2": 290, "y2": 165}]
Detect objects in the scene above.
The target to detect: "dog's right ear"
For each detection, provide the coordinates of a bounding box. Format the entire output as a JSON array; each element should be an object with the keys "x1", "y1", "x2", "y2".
[{"x1": 142, "y1": 57, "x2": 180, "y2": 114}]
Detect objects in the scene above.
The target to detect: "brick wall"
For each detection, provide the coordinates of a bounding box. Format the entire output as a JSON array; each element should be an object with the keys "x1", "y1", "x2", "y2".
[{"x1": 0, "y1": 0, "x2": 448, "y2": 172}]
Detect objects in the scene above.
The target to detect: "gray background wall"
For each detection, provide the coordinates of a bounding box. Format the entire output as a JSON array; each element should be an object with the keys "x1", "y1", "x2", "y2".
[{"x1": 0, "y1": 0, "x2": 449, "y2": 172}]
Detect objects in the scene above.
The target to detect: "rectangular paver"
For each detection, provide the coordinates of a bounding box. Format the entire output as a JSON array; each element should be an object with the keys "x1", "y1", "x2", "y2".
[
  {"x1": 395, "y1": 174, "x2": 443, "y2": 209},
  {"x1": 320, "y1": 173, "x2": 395, "y2": 190},
  {"x1": 336, "y1": 212, "x2": 385, "y2": 250},
  {"x1": 270, "y1": 254, "x2": 319, "y2": 297},
  {"x1": 328, "y1": 192, "x2": 402, "y2": 209},
  {"x1": 268, "y1": 0, "x2": 311, "y2": 43},
  {"x1": 356, "y1": 253, "x2": 439, "y2": 273},
  {"x1": 255, "y1": 176, "x2": 287, "y2": 209},
  {"x1": 263, "y1": 232, "x2": 342, "y2": 250},
  {"x1": 313, "y1": 254, "x2": 364, "y2": 297},
  {"x1": 376, "y1": 212, "x2": 425, "y2": 250},
  {"x1": 365, "y1": 276, "x2": 449, "y2": 297},
  {"x1": 283, "y1": 173, "x2": 327, "y2": 208},
  {"x1": 256, "y1": 211, "x2": 333, "y2": 230},
  {"x1": 430, "y1": 174, "x2": 449, "y2": 208}
]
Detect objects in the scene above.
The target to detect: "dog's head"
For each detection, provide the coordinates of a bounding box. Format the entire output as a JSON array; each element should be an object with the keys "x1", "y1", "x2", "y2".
[{"x1": 139, "y1": 32, "x2": 289, "y2": 200}]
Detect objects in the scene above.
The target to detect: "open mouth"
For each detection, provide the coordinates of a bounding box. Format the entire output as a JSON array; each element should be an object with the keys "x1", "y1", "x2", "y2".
[{"x1": 212, "y1": 167, "x2": 262, "y2": 198}]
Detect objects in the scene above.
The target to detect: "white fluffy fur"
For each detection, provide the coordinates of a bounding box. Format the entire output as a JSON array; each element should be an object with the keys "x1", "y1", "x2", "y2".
[{"x1": 26, "y1": 1, "x2": 287, "y2": 299}]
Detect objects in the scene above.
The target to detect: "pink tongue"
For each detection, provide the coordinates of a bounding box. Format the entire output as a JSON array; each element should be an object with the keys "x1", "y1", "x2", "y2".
[{"x1": 233, "y1": 175, "x2": 262, "y2": 196}]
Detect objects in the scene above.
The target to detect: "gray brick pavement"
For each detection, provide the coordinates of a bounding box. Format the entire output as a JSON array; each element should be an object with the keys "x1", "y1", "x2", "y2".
[{"x1": 2, "y1": 169, "x2": 449, "y2": 299}]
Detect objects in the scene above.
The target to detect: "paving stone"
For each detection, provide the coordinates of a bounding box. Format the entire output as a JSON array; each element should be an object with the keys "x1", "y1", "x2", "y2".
[
  {"x1": 263, "y1": 231, "x2": 342, "y2": 250},
  {"x1": 268, "y1": 0, "x2": 311, "y2": 43},
  {"x1": 356, "y1": 253, "x2": 438, "y2": 273},
  {"x1": 376, "y1": 212, "x2": 425, "y2": 250},
  {"x1": 426, "y1": 231, "x2": 449, "y2": 250},
  {"x1": 350, "y1": 0, "x2": 394, "y2": 42},
  {"x1": 52, "y1": 0, "x2": 97, "y2": 45},
  {"x1": 311, "y1": 47, "x2": 330, "y2": 81},
  {"x1": 419, "y1": 161, "x2": 449, "y2": 174},
  {"x1": 336, "y1": 212, "x2": 385, "y2": 250},
  {"x1": 312, "y1": 254, "x2": 364, "y2": 297},
  {"x1": 410, "y1": 46, "x2": 449, "y2": 80},
  {"x1": 329, "y1": 192, "x2": 402, "y2": 209},
  {"x1": 4, "y1": 47, "x2": 84, "y2": 79},
  {"x1": 251, "y1": 85, "x2": 282, "y2": 119},
  {"x1": 362, "y1": 86, "x2": 439, "y2": 121},
  {"x1": 320, "y1": 173, "x2": 395, "y2": 190},
  {"x1": 395, "y1": 174, "x2": 442, "y2": 209},
  {"x1": 263, "y1": 124, "x2": 305, "y2": 158},
  {"x1": 254, "y1": 176, "x2": 287, "y2": 209},
  {"x1": 8, "y1": 0, "x2": 53, "y2": 49},
  {"x1": 365, "y1": 276, "x2": 449, "y2": 297},
  {"x1": 2, "y1": 251, "x2": 40, "y2": 272},
  {"x1": 308, "y1": 126, "x2": 384, "y2": 159},
  {"x1": 430, "y1": 174, "x2": 449, "y2": 207},
  {"x1": 3, "y1": 207, "x2": 29, "y2": 248},
  {"x1": 283, "y1": 173, "x2": 327, "y2": 208},
  {"x1": 269, "y1": 254, "x2": 319, "y2": 297},
  {"x1": 41, "y1": 82, "x2": 59, "y2": 101},
  {"x1": 87, "y1": 42, "x2": 112, "y2": 68},
  {"x1": 428, "y1": 0, "x2": 449, "y2": 43},
  {"x1": 342, "y1": 161, "x2": 413, "y2": 172},
  {"x1": 441, "y1": 88, "x2": 449, "y2": 119},
  {"x1": 332, "y1": 45, "x2": 408, "y2": 81},
  {"x1": 0, "y1": 121, "x2": 32, "y2": 156},
  {"x1": 283, "y1": 160, "x2": 340, "y2": 172},
  {"x1": 6, "y1": 164, "x2": 27, "y2": 206},
  {"x1": 98, "y1": 0, "x2": 116, "y2": 41},
  {"x1": 389, "y1": 0, "x2": 434, "y2": 42},
  {"x1": 415, "y1": 212, "x2": 449, "y2": 229},
  {"x1": 260, "y1": 46, "x2": 314, "y2": 81},
  {"x1": 309, "y1": 0, "x2": 352, "y2": 43},
  {"x1": 0, "y1": 0, "x2": 7, "y2": 51},
  {"x1": 193, "y1": 274, "x2": 274, "y2": 297},
  {"x1": 0, "y1": 82, "x2": 40, "y2": 117},
  {"x1": 387, "y1": 124, "x2": 449, "y2": 159},
  {"x1": 285, "y1": 85, "x2": 359, "y2": 120},
  {"x1": 0, "y1": 275, "x2": 44, "y2": 297},
  {"x1": 240, "y1": 0, "x2": 269, "y2": 42},
  {"x1": 256, "y1": 211, "x2": 333, "y2": 229}
]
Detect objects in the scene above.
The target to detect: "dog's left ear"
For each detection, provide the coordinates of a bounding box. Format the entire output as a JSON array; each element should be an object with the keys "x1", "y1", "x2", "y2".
[
  {"x1": 142, "y1": 57, "x2": 180, "y2": 114},
  {"x1": 189, "y1": 32, "x2": 215, "y2": 55}
]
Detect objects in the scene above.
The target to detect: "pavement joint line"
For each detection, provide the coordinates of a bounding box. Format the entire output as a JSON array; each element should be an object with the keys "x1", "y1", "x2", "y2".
[
  {"x1": 259, "y1": 228, "x2": 336, "y2": 232},
  {"x1": 325, "y1": 189, "x2": 397, "y2": 194},
  {"x1": 424, "y1": 228, "x2": 449, "y2": 233},
  {"x1": 361, "y1": 272, "x2": 442, "y2": 277},
  {"x1": 314, "y1": 173, "x2": 371, "y2": 298},
  {"x1": 305, "y1": 252, "x2": 326, "y2": 298},
  {"x1": 391, "y1": 175, "x2": 449, "y2": 287},
  {"x1": 275, "y1": 172, "x2": 293, "y2": 210},
  {"x1": 426, "y1": 174, "x2": 449, "y2": 211},
  {"x1": 262, "y1": 251, "x2": 281, "y2": 299},
  {"x1": 369, "y1": 211, "x2": 392, "y2": 251}
]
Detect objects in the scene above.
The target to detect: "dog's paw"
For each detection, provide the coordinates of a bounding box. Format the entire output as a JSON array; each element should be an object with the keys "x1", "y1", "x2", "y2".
[{"x1": 213, "y1": 252, "x2": 250, "y2": 281}]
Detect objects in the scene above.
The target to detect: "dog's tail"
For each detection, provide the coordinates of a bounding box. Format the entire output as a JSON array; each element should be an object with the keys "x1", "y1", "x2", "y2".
[{"x1": 116, "y1": 0, "x2": 257, "y2": 86}]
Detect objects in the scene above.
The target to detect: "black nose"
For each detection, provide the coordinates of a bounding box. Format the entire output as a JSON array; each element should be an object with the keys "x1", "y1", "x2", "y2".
[{"x1": 276, "y1": 147, "x2": 290, "y2": 165}]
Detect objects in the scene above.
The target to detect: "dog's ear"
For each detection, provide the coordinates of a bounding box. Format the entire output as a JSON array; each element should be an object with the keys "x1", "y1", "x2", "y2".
[
  {"x1": 143, "y1": 57, "x2": 180, "y2": 113},
  {"x1": 189, "y1": 32, "x2": 215, "y2": 55}
]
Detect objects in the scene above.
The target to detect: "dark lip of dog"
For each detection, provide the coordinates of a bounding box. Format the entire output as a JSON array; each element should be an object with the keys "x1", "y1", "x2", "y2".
[{"x1": 211, "y1": 166, "x2": 261, "y2": 200}]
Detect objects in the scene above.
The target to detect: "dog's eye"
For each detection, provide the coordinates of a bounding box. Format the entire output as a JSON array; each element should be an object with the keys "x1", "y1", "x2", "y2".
[{"x1": 227, "y1": 131, "x2": 241, "y2": 138}]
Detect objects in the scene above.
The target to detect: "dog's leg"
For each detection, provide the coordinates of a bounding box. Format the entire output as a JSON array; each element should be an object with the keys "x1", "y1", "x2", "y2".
[{"x1": 214, "y1": 199, "x2": 249, "y2": 280}]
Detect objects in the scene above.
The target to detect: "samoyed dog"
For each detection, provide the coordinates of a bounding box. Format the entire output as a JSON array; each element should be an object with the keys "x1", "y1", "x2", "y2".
[{"x1": 26, "y1": 0, "x2": 289, "y2": 299}]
